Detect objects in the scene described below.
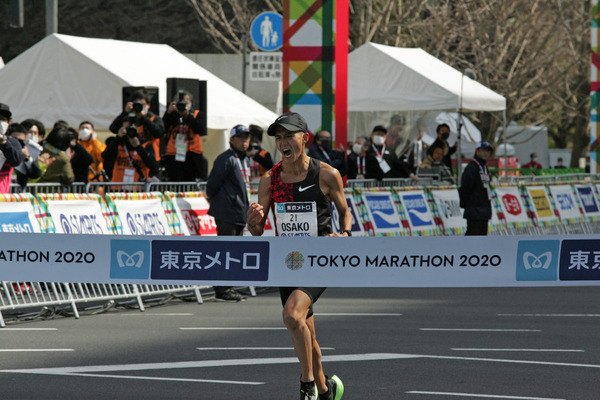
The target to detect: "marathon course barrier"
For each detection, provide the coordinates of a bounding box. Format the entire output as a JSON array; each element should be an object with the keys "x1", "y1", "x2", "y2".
[{"x1": 1, "y1": 175, "x2": 600, "y2": 327}]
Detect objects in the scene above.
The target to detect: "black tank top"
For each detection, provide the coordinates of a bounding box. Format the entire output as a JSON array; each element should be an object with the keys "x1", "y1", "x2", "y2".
[{"x1": 270, "y1": 158, "x2": 332, "y2": 236}]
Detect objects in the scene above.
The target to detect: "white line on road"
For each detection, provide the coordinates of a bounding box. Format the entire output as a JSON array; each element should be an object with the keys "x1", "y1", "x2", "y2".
[
  {"x1": 62, "y1": 372, "x2": 264, "y2": 385},
  {"x1": 420, "y1": 328, "x2": 541, "y2": 332},
  {"x1": 180, "y1": 327, "x2": 286, "y2": 331},
  {"x1": 315, "y1": 313, "x2": 402, "y2": 316},
  {"x1": 498, "y1": 313, "x2": 600, "y2": 317},
  {"x1": 123, "y1": 313, "x2": 194, "y2": 316},
  {"x1": 0, "y1": 349, "x2": 73, "y2": 352},
  {"x1": 0, "y1": 328, "x2": 58, "y2": 331},
  {"x1": 451, "y1": 348, "x2": 584, "y2": 353},
  {"x1": 196, "y1": 347, "x2": 335, "y2": 351},
  {"x1": 407, "y1": 391, "x2": 565, "y2": 400}
]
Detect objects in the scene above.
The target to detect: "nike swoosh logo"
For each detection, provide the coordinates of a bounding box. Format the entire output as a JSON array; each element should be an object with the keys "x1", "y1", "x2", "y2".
[{"x1": 298, "y1": 184, "x2": 316, "y2": 192}]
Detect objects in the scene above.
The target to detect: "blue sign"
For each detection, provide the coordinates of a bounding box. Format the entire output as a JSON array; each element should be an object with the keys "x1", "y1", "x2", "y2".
[
  {"x1": 250, "y1": 12, "x2": 283, "y2": 51},
  {"x1": 0, "y1": 212, "x2": 35, "y2": 233},
  {"x1": 554, "y1": 193, "x2": 575, "y2": 211},
  {"x1": 576, "y1": 186, "x2": 600, "y2": 214},
  {"x1": 151, "y1": 240, "x2": 270, "y2": 282},
  {"x1": 559, "y1": 239, "x2": 600, "y2": 281},
  {"x1": 331, "y1": 198, "x2": 362, "y2": 234},
  {"x1": 365, "y1": 194, "x2": 399, "y2": 229},
  {"x1": 110, "y1": 239, "x2": 151, "y2": 280},
  {"x1": 515, "y1": 240, "x2": 559, "y2": 281},
  {"x1": 402, "y1": 194, "x2": 433, "y2": 227}
]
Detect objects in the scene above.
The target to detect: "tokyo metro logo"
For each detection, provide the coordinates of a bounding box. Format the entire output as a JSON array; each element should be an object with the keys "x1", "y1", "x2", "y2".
[
  {"x1": 516, "y1": 240, "x2": 559, "y2": 281},
  {"x1": 110, "y1": 240, "x2": 151, "y2": 280}
]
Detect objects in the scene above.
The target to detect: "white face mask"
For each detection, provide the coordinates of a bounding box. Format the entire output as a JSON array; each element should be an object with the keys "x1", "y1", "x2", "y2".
[
  {"x1": 79, "y1": 128, "x2": 92, "y2": 141},
  {"x1": 352, "y1": 143, "x2": 363, "y2": 155},
  {"x1": 0, "y1": 121, "x2": 8, "y2": 135},
  {"x1": 372, "y1": 136, "x2": 386, "y2": 146},
  {"x1": 25, "y1": 134, "x2": 37, "y2": 143}
]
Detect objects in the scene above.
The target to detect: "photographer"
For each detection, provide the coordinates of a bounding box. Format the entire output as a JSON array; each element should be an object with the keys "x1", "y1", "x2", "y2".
[
  {"x1": 162, "y1": 91, "x2": 207, "y2": 181},
  {"x1": 67, "y1": 127, "x2": 94, "y2": 183},
  {"x1": 109, "y1": 90, "x2": 165, "y2": 164},
  {"x1": 102, "y1": 120, "x2": 159, "y2": 183}
]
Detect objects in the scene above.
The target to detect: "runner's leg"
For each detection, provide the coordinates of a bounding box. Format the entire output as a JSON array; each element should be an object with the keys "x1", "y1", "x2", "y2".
[
  {"x1": 283, "y1": 289, "x2": 314, "y2": 382},
  {"x1": 306, "y1": 316, "x2": 327, "y2": 394}
]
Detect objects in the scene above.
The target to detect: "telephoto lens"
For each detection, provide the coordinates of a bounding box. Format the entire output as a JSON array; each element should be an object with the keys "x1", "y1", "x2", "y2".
[{"x1": 132, "y1": 101, "x2": 143, "y2": 113}]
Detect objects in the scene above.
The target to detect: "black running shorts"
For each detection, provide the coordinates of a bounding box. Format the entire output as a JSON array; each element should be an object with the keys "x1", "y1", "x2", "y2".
[{"x1": 279, "y1": 287, "x2": 326, "y2": 319}]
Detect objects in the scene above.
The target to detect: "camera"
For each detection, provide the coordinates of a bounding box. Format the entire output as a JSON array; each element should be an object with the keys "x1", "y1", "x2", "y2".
[
  {"x1": 250, "y1": 144, "x2": 261, "y2": 152},
  {"x1": 126, "y1": 125, "x2": 138, "y2": 138},
  {"x1": 176, "y1": 101, "x2": 188, "y2": 113},
  {"x1": 132, "y1": 101, "x2": 144, "y2": 113}
]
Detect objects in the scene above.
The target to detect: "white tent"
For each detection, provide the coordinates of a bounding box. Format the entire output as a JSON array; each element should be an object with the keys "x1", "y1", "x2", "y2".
[
  {"x1": 0, "y1": 34, "x2": 279, "y2": 163},
  {"x1": 348, "y1": 42, "x2": 506, "y2": 112}
]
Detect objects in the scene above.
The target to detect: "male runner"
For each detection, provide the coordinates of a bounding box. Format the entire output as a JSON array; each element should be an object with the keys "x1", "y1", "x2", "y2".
[{"x1": 247, "y1": 112, "x2": 351, "y2": 400}]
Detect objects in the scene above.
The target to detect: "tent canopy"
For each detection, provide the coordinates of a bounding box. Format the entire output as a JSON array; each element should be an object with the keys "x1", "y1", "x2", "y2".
[
  {"x1": 0, "y1": 34, "x2": 278, "y2": 131},
  {"x1": 348, "y1": 42, "x2": 506, "y2": 113}
]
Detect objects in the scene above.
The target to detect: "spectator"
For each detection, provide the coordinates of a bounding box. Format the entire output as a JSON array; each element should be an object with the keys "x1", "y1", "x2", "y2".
[
  {"x1": 419, "y1": 141, "x2": 445, "y2": 168},
  {"x1": 109, "y1": 89, "x2": 164, "y2": 167},
  {"x1": 0, "y1": 103, "x2": 25, "y2": 192},
  {"x1": 102, "y1": 120, "x2": 159, "y2": 183},
  {"x1": 347, "y1": 136, "x2": 369, "y2": 180},
  {"x1": 307, "y1": 129, "x2": 347, "y2": 177},
  {"x1": 522, "y1": 152, "x2": 542, "y2": 169},
  {"x1": 162, "y1": 90, "x2": 208, "y2": 182},
  {"x1": 6, "y1": 123, "x2": 42, "y2": 189},
  {"x1": 365, "y1": 125, "x2": 416, "y2": 181},
  {"x1": 67, "y1": 127, "x2": 94, "y2": 183},
  {"x1": 406, "y1": 126, "x2": 427, "y2": 173},
  {"x1": 78, "y1": 121, "x2": 106, "y2": 182},
  {"x1": 205, "y1": 124, "x2": 251, "y2": 302},
  {"x1": 459, "y1": 141, "x2": 494, "y2": 236},
  {"x1": 246, "y1": 124, "x2": 273, "y2": 183},
  {"x1": 387, "y1": 113, "x2": 406, "y2": 156},
  {"x1": 433, "y1": 123, "x2": 456, "y2": 170},
  {"x1": 554, "y1": 157, "x2": 567, "y2": 169},
  {"x1": 38, "y1": 126, "x2": 75, "y2": 185},
  {"x1": 21, "y1": 118, "x2": 46, "y2": 144}
]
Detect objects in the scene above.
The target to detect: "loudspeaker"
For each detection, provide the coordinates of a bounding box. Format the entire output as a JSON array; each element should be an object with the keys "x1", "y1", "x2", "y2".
[
  {"x1": 121, "y1": 86, "x2": 160, "y2": 115},
  {"x1": 166, "y1": 78, "x2": 207, "y2": 130}
]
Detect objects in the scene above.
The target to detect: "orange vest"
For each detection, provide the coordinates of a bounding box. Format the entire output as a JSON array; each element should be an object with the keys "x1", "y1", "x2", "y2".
[
  {"x1": 79, "y1": 139, "x2": 106, "y2": 181},
  {"x1": 166, "y1": 110, "x2": 203, "y2": 156},
  {"x1": 249, "y1": 150, "x2": 269, "y2": 177},
  {"x1": 137, "y1": 115, "x2": 161, "y2": 162},
  {"x1": 111, "y1": 145, "x2": 150, "y2": 182}
]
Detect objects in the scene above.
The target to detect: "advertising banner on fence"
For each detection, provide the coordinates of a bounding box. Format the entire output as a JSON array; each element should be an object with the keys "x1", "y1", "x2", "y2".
[
  {"x1": 331, "y1": 194, "x2": 366, "y2": 236},
  {"x1": 113, "y1": 199, "x2": 172, "y2": 236},
  {"x1": 397, "y1": 190, "x2": 435, "y2": 233},
  {"x1": 46, "y1": 200, "x2": 110, "y2": 234},
  {"x1": 547, "y1": 185, "x2": 582, "y2": 222},
  {"x1": 172, "y1": 196, "x2": 217, "y2": 236},
  {"x1": 362, "y1": 191, "x2": 404, "y2": 235},
  {"x1": 1, "y1": 233, "x2": 600, "y2": 288},
  {"x1": 575, "y1": 184, "x2": 600, "y2": 218},
  {"x1": 429, "y1": 189, "x2": 465, "y2": 231},
  {"x1": 525, "y1": 186, "x2": 557, "y2": 223},
  {"x1": 493, "y1": 186, "x2": 529, "y2": 225},
  {"x1": 0, "y1": 201, "x2": 40, "y2": 233}
]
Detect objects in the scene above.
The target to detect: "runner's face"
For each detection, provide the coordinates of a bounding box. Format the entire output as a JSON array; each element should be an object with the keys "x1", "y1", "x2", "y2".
[{"x1": 275, "y1": 129, "x2": 307, "y2": 162}]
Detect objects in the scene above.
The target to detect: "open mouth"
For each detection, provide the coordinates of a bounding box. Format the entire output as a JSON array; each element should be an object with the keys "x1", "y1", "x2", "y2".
[{"x1": 282, "y1": 148, "x2": 292, "y2": 157}]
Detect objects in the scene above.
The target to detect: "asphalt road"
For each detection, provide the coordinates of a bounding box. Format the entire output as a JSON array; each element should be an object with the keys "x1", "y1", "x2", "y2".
[{"x1": 0, "y1": 287, "x2": 598, "y2": 400}]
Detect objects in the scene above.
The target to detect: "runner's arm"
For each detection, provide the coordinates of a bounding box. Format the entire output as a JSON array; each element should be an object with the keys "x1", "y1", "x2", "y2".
[
  {"x1": 321, "y1": 164, "x2": 353, "y2": 236},
  {"x1": 247, "y1": 172, "x2": 271, "y2": 236}
]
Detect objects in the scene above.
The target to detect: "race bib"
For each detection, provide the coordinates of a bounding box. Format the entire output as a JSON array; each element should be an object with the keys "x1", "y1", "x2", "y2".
[
  {"x1": 175, "y1": 134, "x2": 187, "y2": 162},
  {"x1": 480, "y1": 172, "x2": 492, "y2": 200},
  {"x1": 275, "y1": 202, "x2": 318, "y2": 237},
  {"x1": 123, "y1": 168, "x2": 135, "y2": 183}
]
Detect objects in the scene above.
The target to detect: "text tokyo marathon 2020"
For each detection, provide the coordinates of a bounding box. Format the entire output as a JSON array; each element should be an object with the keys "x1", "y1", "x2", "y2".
[{"x1": 305, "y1": 254, "x2": 501, "y2": 268}]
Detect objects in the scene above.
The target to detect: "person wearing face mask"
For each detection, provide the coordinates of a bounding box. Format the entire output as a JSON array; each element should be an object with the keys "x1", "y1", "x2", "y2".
[
  {"x1": 63, "y1": 126, "x2": 94, "y2": 184},
  {"x1": 6, "y1": 123, "x2": 42, "y2": 189},
  {"x1": 307, "y1": 130, "x2": 347, "y2": 178},
  {"x1": 365, "y1": 125, "x2": 415, "y2": 181},
  {"x1": 523, "y1": 152, "x2": 543, "y2": 169},
  {"x1": 347, "y1": 136, "x2": 369, "y2": 180},
  {"x1": 21, "y1": 119, "x2": 46, "y2": 145},
  {"x1": 430, "y1": 123, "x2": 456, "y2": 170},
  {"x1": 0, "y1": 103, "x2": 25, "y2": 192},
  {"x1": 554, "y1": 157, "x2": 567, "y2": 169},
  {"x1": 78, "y1": 121, "x2": 106, "y2": 182},
  {"x1": 246, "y1": 124, "x2": 273, "y2": 183}
]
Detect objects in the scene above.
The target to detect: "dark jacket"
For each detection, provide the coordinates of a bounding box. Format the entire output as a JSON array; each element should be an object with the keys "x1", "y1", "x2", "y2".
[
  {"x1": 109, "y1": 111, "x2": 165, "y2": 140},
  {"x1": 71, "y1": 142, "x2": 94, "y2": 183},
  {"x1": 307, "y1": 143, "x2": 347, "y2": 177},
  {"x1": 101, "y1": 137, "x2": 159, "y2": 181},
  {"x1": 347, "y1": 152, "x2": 367, "y2": 180},
  {"x1": 365, "y1": 144, "x2": 411, "y2": 180},
  {"x1": 206, "y1": 148, "x2": 249, "y2": 226},
  {"x1": 458, "y1": 154, "x2": 492, "y2": 220}
]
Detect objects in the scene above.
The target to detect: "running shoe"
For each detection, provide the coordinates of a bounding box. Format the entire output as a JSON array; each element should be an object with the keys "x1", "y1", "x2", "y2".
[
  {"x1": 327, "y1": 375, "x2": 344, "y2": 400},
  {"x1": 300, "y1": 381, "x2": 317, "y2": 400},
  {"x1": 214, "y1": 288, "x2": 245, "y2": 302}
]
